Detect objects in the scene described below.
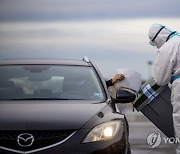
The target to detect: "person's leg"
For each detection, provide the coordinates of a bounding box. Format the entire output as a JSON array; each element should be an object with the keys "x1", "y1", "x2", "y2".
[{"x1": 171, "y1": 81, "x2": 180, "y2": 154}]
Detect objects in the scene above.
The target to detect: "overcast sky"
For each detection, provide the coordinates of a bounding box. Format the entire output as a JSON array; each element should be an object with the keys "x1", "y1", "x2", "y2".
[
  {"x1": 0, "y1": 0, "x2": 180, "y2": 21},
  {"x1": 0, "y1": 0, "x2": 180, "y2": 79}
]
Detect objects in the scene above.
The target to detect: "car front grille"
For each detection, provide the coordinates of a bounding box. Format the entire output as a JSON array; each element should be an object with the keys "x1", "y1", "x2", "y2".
[{"x1": 0, "y1": 130, "x2": 76, "y2": 153}]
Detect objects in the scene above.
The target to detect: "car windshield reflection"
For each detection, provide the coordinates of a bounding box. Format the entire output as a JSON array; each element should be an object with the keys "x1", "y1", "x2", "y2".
[{"x1": 0, "y1": 65, "x2": 105, "y2": 101}]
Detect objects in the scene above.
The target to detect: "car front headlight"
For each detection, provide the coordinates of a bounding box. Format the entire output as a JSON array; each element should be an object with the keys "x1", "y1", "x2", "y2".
[{"x1": 82, "y1": 120, "x2": 122, "y2": 143}]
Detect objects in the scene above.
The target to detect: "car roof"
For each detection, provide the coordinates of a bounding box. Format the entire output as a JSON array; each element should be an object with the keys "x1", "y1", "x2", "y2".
[{"x1": 0, "y1": 58, "x2": 91, "y2": 66}]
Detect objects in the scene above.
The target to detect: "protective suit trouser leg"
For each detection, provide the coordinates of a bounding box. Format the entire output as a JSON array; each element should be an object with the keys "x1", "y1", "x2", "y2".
[
  {"x1": 171, "y1": 80, "x2": 180, "y2": 154},
  {"x1": 173, "y1": 113, "x2": 180, "y2": 154}
]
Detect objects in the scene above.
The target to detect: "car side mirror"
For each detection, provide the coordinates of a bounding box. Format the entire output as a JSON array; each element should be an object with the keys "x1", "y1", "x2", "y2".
[{"x1": 113, "y1": 87, "x2": 136, "y2": 103}]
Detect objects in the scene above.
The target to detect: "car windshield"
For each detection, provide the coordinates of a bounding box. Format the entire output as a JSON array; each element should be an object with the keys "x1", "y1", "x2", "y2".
[{"x1": 0, "y1": 65, "x2": 105, "y2": 101}]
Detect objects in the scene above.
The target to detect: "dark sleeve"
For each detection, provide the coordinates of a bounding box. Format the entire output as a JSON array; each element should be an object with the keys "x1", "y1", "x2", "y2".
[{"x1": 106, "y1": 79, "x2": 114, "y2": 87}]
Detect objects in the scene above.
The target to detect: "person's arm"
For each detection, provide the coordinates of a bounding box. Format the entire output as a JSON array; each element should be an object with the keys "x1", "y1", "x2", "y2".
[
  {"x1": 153, "y1": 42, "x2": 177, "y2": 86},
  {"x1": 106, "y1": 73, "x2": 125, "y2": 87},
  {"x1": 106, "y1": 79, "x2": 113, "y2": 87}
]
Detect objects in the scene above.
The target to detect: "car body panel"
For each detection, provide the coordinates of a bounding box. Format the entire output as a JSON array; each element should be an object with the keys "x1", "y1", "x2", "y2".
[
  {"x1": 0, "y1": 59, "x2": 90, "y2": 66},
  {"x1": 0, "y1": 101, "x2": 107, "y2": 130},
  {"x1": 0, "y1": 58, "x2": 130, "y2": 154}
]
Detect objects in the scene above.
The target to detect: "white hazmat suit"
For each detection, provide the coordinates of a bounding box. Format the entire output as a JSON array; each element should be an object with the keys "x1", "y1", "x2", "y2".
[{"x1": 149, "y1": 23, "x2": 180, "y2": 153}]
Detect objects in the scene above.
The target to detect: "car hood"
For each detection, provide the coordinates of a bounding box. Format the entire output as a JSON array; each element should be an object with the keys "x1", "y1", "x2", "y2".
[{"x1": 0, "y1": 100, "x2": 107, "y2": 130}]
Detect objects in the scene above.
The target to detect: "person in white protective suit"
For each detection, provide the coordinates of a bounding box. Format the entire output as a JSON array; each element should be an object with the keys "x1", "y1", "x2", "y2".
[{"x1": 148, "y1": 23, "x2": 180, "y2": 153}]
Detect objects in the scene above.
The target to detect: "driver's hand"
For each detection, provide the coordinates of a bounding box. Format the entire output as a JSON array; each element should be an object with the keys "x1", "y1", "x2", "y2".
[{"x1": 112, "y1": 73, "x2": 125, "y2": 84}]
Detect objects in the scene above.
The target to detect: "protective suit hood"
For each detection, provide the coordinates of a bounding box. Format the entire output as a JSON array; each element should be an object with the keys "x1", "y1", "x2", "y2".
[{"x1": 148, "y1": 24, "x2": 173, "y2": 49}]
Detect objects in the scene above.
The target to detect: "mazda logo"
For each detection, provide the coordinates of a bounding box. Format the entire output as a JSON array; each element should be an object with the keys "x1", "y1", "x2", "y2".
[{"x1": 17, "y1": 133, "x2": 34, "y2": 147}]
